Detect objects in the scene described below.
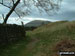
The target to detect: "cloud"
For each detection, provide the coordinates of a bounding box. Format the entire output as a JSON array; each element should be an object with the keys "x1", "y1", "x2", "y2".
[
  {"x1": 0, "y1": 5, "x2": 9, "y2": 14},
  {"x1": 0, "y1": 0, "x2": 75, "y2": 24},
  {"x1": 49, "y1": 0, "x2": 75, "y2": 21}
]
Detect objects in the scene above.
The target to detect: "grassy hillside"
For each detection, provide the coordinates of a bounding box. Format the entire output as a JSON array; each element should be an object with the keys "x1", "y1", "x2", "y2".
[
  {"x1": 25, "y1": 20, "x2": 50, "y2": 27},
  {"x1": 0, "y1": 21, "x2": 75, "y2": 56}
]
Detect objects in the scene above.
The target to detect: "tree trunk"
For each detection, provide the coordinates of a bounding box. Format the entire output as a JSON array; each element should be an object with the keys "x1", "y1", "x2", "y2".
[{"x1": 3, "y1": 0, "x2": 20, "y2": 24}]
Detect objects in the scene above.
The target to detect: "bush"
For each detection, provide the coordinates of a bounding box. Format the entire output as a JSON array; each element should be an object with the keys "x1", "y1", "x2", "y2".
[{"x1": 0, "y1": 24, "x2": 26, "y2": 46}]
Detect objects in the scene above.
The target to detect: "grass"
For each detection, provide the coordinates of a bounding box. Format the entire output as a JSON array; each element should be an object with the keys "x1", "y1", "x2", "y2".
[{"x1": 0, "y1": 21, "x2": 75, "y2": 56}]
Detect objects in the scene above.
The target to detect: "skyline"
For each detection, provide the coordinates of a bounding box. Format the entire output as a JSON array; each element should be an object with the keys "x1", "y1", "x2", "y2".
[{"x1": 0, "y1": 0, "x2": 75, "y2": 25}]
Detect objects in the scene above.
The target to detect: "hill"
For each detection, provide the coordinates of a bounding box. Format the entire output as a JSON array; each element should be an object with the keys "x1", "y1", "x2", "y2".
[
  {"x1": 0, "y1": 21, "x2": 75, "y2": 56},
  {"x1": 25, "y1": 20, "x2": 50, "y2": 27}
]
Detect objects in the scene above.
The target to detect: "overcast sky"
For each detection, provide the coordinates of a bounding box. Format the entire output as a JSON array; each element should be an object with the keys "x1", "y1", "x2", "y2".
[{"x1": 0, "y1": 0, "x2": 75, "y2": 25}]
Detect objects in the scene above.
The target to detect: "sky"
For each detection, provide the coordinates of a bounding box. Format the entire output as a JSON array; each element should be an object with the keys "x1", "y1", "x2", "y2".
[{"x1": 0, "y1": 0, "x2": 75, "y2": 25}]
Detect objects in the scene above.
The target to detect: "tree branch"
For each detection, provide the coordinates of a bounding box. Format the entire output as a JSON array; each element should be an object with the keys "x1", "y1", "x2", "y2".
[
  {"x1": 12, "y1": 0, "x2": 15, "y2": 5},
  {"x1": 0, "y1": 1, "x2": 21, "y2": 19},
  {"x1": 2, "y1": 14, "x2": 4, "y2": 21},
  {"x1": 0, "y1": 2, "x2": 11, "y2": 8},
  {"x1": 3, "y1": 0, "x2": 20, "y2": 24}
]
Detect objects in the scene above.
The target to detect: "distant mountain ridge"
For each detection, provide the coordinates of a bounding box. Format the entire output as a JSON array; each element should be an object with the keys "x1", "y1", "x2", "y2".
[{"x1": 25, "y1": 20, "x2": 51, "y2": 27}]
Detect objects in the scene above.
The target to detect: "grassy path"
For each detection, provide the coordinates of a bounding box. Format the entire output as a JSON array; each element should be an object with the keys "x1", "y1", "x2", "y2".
[
  {"x1": 0, "y1": 37, "x2": 39, "y2": 56},
  {"x1": 0, "y1": 40, "x2": 28, "y2": 56}
]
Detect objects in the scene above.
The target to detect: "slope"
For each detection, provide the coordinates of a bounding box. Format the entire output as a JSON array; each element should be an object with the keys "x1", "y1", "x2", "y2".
[
  {"x1": 25, "y1": 20, "x2": 50, "y2": 27},
  {"x1": 0, "y1": 21, "x2": 75, "y2": 56}
]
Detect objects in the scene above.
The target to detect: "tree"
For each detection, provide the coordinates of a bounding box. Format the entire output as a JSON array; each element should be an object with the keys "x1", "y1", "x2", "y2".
[
  {"x1": 0, "y1": 0, "x2": 20, "y2": 24},
  {"x1": 0, "y1": 0, "x2": 62, "y2": 24}
]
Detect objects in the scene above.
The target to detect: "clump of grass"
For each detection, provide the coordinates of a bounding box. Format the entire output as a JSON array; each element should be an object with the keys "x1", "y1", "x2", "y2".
[
  {"x1": 52, "y1": 38, "x2": 75, "y2": 56},
  {"x1": 54, "y1": 38, "x2": 75, "y2": 51}
]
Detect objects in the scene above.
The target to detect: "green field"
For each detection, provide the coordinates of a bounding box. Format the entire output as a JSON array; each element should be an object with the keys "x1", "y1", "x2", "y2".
[{"x1": 0, "y1": 21, "x2": 75, "y2": 56}]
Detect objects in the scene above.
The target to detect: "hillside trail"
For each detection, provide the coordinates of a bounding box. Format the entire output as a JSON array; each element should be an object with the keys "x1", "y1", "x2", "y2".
[
  {"x1": 17, "y1": 38, "x2": 39, "y2": 56},
  {"x1": 0, "y1": 38, "x2": 39, "y2": 56}
]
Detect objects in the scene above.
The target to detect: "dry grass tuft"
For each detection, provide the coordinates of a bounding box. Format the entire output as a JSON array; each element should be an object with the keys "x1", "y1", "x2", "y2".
[{"x1": 52, "y1": 38, "x2": 75, "y2": 56}]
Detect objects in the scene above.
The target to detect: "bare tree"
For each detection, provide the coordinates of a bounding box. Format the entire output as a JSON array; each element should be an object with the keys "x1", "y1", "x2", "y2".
[
  {"x1": 0, "y1": 0, "x2": 62, "y2": 24},
  {"x1": 0, "y1": 0, "x2": 20, "y2": 24},
  {"x1": 3, "y1": 0, "x2": 20, "y2": 24}
]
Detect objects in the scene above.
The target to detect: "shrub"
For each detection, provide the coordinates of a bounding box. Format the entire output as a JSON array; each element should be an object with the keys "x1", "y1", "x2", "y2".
[{"x1": 0, "y1": 24, "x2": 26, "y2": 47}]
